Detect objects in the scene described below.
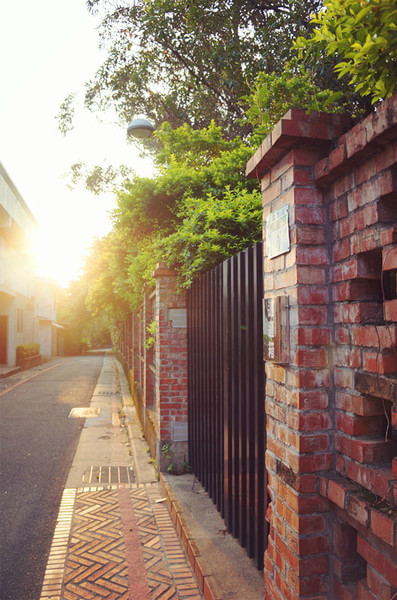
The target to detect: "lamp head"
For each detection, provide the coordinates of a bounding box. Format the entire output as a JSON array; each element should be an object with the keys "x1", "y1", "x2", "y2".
[{"x1": 127, "y1": 118, "x2": 155, "y2": 139}]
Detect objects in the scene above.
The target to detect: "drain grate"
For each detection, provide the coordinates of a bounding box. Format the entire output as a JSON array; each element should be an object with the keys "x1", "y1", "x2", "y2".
[
  {"x1": 82, "y1": 465, "x2": 135, "y2": 484},
  {"x1": 96, "y1": 391, "x2": 117, "y2": 396}
]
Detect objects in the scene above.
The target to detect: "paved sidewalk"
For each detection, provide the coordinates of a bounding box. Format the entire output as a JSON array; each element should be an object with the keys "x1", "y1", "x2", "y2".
[{"x1": 38, "y1": 353, "x2": 203, "y2": 600}]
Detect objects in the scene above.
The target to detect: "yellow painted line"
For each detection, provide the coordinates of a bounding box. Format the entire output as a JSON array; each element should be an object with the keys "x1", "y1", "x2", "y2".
[{"x1": 39, "y1": 488, "x2": 76, "y2": 599}]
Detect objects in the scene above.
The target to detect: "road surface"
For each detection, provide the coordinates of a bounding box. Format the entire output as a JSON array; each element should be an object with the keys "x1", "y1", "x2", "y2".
[{"x1": 0, "y1": 353, "x2": 104, "y2": 600}]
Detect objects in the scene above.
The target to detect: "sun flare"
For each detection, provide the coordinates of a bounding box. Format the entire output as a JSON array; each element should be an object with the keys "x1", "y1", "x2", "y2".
[{"x1": 30, "y1": 228, "x2": 87, "y2": 288}]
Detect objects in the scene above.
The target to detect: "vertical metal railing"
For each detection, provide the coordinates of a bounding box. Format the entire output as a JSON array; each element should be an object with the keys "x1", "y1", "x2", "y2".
[{"x1": 187, "y1": 242, "x2": 267, "y2": 570}]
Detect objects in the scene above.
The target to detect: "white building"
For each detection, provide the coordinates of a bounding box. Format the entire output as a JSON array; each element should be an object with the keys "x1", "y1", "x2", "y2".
[
  {"x1": 34, "y1": 277, "x2": 62, "y2": 361},
  {"x1": 0, "y1": 162, "x2": 61, "y2": 368}
]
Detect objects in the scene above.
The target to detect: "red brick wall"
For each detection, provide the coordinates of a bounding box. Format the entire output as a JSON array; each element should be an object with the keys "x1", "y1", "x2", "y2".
[
  {"x1": 247, "y1": 95, "x2": 397, "y2": 599},
  {"x1": 153, "y1": 264, "x2": 188, "y2": 442},
  {"x1": 127, "y1": 264, "x2": 188, "y2": 472}
]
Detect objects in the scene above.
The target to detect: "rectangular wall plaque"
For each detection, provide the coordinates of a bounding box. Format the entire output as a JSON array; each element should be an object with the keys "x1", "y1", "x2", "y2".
[
  {"x1": 266, "y1": 205, "x2": 290, "y2": 259},
  {"x1": 168, "y1": 308, "x2": 187, "y2": 328}
]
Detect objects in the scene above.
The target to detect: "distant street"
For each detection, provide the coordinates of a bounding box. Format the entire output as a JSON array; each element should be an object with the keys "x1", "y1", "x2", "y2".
[{"x1": 0, "y1": 353, "x2": 104, "y2": 600}]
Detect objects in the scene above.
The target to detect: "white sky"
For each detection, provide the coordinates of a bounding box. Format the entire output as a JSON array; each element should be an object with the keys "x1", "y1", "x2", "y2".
[{"x1": 0, "y1": 0, "x2": 153, "y2": 287}]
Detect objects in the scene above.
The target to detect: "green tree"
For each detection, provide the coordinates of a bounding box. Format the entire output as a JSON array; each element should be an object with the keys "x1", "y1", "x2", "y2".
[
  {"x1": 159, "y1": 186, "x2": 262, "y2": 286},
  {"x1": 242, "y1": 59, "x2": 351, "y2": 147},
  {"x1": 295, "y1": 0, "x2": 397, "y2": 104},
  {"x1": 82, "y1": 121, "x2": 261, "y2": 310},
  {"x1": 60, "y1": 0, "x2": 322, "y2": 138}
]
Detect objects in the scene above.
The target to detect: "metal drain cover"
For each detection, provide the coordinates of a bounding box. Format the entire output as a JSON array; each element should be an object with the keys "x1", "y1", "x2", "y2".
[
  {"x1": 82, "y1": 465, "x2": 135, "y2": 484},
  {"x1": 68, "y1": 407, "x2": 100, "y2": 418}
]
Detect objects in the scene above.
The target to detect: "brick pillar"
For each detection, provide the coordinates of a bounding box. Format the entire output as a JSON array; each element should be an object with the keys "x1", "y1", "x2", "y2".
[
  {"x1": 153, "y1": 263, "x2": 188, "y2": 473},
  {"x1": 247, "y1": 109, "x2": 351, "y2": 600}
]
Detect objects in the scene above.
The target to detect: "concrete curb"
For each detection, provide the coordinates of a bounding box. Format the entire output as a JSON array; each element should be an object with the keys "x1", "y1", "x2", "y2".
[
  {"x1": 114, "y1": 358, "x2": 158, "y2": 485},
  {"x1": 159, "y1": 474, "x2": 223, "y2": 600}
]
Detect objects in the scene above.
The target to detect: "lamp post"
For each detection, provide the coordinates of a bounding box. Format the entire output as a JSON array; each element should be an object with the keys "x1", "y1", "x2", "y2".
[{"x1": 127, "y1": 118, "x2": 155, "y2": 139}]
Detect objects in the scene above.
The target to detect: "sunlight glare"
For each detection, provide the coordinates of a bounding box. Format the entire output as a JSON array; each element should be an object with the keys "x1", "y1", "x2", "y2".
[{"x1": 30, "y1": 227, "x2": 88, "y2": 288}]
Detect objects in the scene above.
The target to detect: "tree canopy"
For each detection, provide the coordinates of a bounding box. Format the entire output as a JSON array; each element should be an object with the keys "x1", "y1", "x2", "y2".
[
  {"x1": 86, "y1": 122, "x2": 262, "y2": 313},
  {"x1": 295, "y1": 0, "x2": 397, "y2": 104},
  {"x1": 59, "y1": 0, "x2": 397, "y2": 348},
  {"x1": 59, "y1": 0, "x2": 322, "y2": 138}
]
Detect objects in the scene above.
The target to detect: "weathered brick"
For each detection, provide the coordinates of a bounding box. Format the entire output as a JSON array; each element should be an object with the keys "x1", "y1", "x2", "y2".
[
  {"x1": 294, "y1": 326, "x2": 331, "y2": 346},
  {"x1": 334, "y1": 347, "x2": 361, "y2": 369},
  {"x1": 287, "y1": 432, "x2": 329, "y2": 453},
  {"x1": 334, "y1": 578, "x2": 360, "y2": 600},
  {"x1": 293, "y1": 348, "x2": 329, "y2": 369},
  {"x1": 334, "y1": 367, "x2": 354, "y2": 389},
  {"x1": 362, "y1": 350, "x2": 397, "y2": 375},
  {"x1": 287, "y1": 450, "x2": 333, "y2": 474},
  {"x1": 332, "y1": 255, "x2": 380, "y2": 282},
  {"x1": 335, "y1": 327, "x2": 350, "y2": 345},
  {"x1": 296, "y1": 265, "x2": 326, "y2": 285},
  {"x1": 345, "y1": 494, "x2": 369, "y2": 527},
  {"x1": 285, "y1": 508, "x2": 327, "y2": 534},
  {"x1": 295, "y1": 205, "x2": 326, "y2": 225},
  {"x1": 287, "y1": 568, "x2": 329, "y2": 596},
  {"x1": 351, "y1": 324, "x2": 397, "y2": 349},
  {"x1": 330, "y1": 196, "x2": 348, "y2": 221},
  {"x1": 357, "y1": 535, "x2": 397, "y2": 588},
  {"x1": 333, "y1": 280, "x2": 382, "y2": 302},
  {"x1": 348, "y1": 170, "x2": 396, "y2": 212},
  {"x1": 334, "y1": 557, "x2": 366, "y2": 585},
  {"x1": 288, "y1": 410, "x2": 331, "y2": 432},
  {"x1": 333, "y1": 239, "x2": 351, "y2": 263},
  {"x1": 355, "y1": 372, "x2": 397, "y2": 403},
  {"x1": 333, "y1": 520, "x2": 358, "y2": 559},
  {"x1": 357, "y1": 579, "x2": 378, "y2": 600},
  {"x1": 289, "y1": 368, "x2": 331, "y2": 389},
  {"x1": 334, "y1": 302, "x2": 381, "y2": 324},
  {"x1": 328, "y1": 479, "x2": 346, "y2": 509},
  {"x1": 370, "y1": 510, "x2": 396, "y2": 547},
  {"x1": 366, "y1": 564, "x2": 397, "y2": 600},
  {"x1": 297, "y1": 305, "x2": 328, "y2": 325},
  {"x1": 336, "y1": 434, "x2": 397, "y2": 464},
  {"x1": 294, "y1": 225, "x2": 325, "y2": 245},
  {"x1": 296, "y1": 286, "x2": 329, "y2": 305},
  {"x1": 336, "y1": 412, "x2": 385, "y2": 437}
]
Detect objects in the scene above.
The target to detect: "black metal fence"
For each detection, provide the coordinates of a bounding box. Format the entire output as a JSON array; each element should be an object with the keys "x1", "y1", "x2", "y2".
[{"x1": 187, "y1": 242, "x2": 267, "y2": 569}]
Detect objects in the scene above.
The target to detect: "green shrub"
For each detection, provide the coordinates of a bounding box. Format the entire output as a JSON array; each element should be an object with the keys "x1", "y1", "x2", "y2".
[{"x1": 16, "y1": 344, "x2": 40, "y2": 359}]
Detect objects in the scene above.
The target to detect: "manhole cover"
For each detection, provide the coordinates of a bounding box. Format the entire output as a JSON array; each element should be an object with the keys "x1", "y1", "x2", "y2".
[{"x1": 68, "y1": 407, "x2": 100, "y2": 418}]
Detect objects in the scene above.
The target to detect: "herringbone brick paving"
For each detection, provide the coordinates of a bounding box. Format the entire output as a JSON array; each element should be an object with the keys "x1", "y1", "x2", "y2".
[{"x1": 61, "y1": 484, "x2": 202, "y2": 600}]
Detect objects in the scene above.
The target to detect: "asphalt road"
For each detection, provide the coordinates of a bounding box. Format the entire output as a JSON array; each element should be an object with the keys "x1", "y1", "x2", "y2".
[{"x1": 0, "y1": 353, "x2": 104, "y2": 600}]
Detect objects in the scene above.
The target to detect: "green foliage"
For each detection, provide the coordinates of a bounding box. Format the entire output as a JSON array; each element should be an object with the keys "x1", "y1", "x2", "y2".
[
  {"x1": 295, "y1": 0, "x2": 397, "y2": 104},
  {"x1": 158, "y1": 186, "x2": 262, "y2": 286},
  {"x1": 145, "y1": 320, "x2": 156, "y2": 349},
  {"x1": 16, "y1": 344, "x2": 40, "y2": 359},
  {"x1": 59, "y1": 0, "x2": 322, "y2": 138},
  {"x1": 67, "y1": 162, "x2": 134, "y2": 195},
  {"x1": 56, "y1": 93, "x2": 76, "y2": 136},
  {"x1": 77, "y1": 121, "x2": 261, "y2": 316},
  {"x1": 57, "y1": 258, "x2": 111, "y2": 353},
  {"x1": 242, "y1": 59, "x2": 348, "y2": 146}
]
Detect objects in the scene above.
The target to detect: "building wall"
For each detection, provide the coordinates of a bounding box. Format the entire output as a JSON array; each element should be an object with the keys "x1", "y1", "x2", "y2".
[
  {"x1": 246, "y1": 95, "x2": 397, "y2": 599},
  {"x1": 0, "y1": 163, "x2": 38, "y2": 366},
  {"x1": 34, "y1": 277, "x2": 59, "y2": 360}
]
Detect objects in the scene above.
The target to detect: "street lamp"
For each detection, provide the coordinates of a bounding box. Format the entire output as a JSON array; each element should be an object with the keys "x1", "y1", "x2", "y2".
[{"x1": 127, "y1": 118, "x2": 155, "y2": 139}]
